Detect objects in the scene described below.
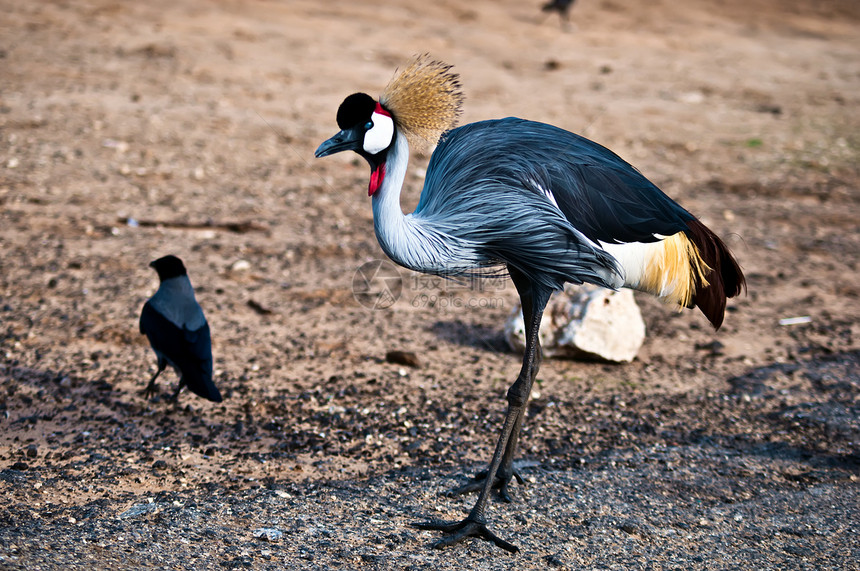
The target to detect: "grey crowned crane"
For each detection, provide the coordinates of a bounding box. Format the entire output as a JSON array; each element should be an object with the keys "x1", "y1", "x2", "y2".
[
  {"x1": 315, "y1": 57, "x2": 744, "y2": 553},
  {"x1": 140, "y1": 255, "x2": 222, "y2": 403}
]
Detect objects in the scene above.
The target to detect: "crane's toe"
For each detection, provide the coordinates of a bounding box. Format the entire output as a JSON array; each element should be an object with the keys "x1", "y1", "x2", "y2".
[{"x1": 411, "y1": 517, "x2": 519, "y2": 553}]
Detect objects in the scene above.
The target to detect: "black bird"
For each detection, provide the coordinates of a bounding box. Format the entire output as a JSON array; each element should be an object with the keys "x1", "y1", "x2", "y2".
[
  {"x1": 315, "y1": 57, "x2": 744, "y2": 552},
  {"x1": 139, "y1": 255, "x2": 222, "y2": 403}
]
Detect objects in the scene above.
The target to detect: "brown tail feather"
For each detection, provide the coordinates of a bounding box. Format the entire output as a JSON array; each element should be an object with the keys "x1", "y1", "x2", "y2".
[{"x1": 685, "y1": 219, "x2": 746, "y2": 329}]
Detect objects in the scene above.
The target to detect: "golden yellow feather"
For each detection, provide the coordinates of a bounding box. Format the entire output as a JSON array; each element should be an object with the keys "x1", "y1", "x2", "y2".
[
  {"x1": 639, "y1": 232, "x2": 711, "y2": 309},
  {"x1": 379, "y1": 55, "x2": 464, "y2": 151}
]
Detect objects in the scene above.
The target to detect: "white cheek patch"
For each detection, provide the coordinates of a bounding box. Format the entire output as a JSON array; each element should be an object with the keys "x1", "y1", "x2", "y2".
[{"x1": 363, "y1": 112, "x2": 394, "y2": 155}]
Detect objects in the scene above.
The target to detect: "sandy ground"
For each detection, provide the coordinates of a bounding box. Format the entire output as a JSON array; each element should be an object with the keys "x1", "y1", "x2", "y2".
[{"x1": 1, "y1": 0, "x2": 858, "y2": 568}]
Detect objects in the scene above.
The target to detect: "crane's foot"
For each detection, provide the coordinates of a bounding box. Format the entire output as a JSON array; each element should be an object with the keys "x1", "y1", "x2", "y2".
[
  {"x1": 412, "y1": 516, "x2": 519, "y2": 553},
  {"x1": 450, "y1": 468, "x2": 526, "y2": 503}
]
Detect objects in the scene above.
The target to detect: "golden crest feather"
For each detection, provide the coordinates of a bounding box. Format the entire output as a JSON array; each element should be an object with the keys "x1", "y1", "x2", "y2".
[{"x1": 379, "y1": 55, "x2": 464, "y2": 150}]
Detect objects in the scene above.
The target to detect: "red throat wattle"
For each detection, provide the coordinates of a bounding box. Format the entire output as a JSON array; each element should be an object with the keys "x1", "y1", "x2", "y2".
[
  {"x1": 368, "y1": 102, "x2": 391, "y2": 196},
  {"x1": 369, "y1": 163, "x2": 386, "y2": 196}
]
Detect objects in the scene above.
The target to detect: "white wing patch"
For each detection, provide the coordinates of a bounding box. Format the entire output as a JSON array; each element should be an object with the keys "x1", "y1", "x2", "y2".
[
  {"x1": 599, "y1": 241, "x2": 653, "y2": 291},
  {"x1": 599, "y1": 238, "x2": 687, "y2": 300},
  {"x1": 363, "y1": 112, "x2": 395, "y2": 155},
  {"x1": 541, "y1": 186, "x2": 560, "y2": 209},
  {"x1": 527, "y1": 178, "x2": 560, "y2": 209}
]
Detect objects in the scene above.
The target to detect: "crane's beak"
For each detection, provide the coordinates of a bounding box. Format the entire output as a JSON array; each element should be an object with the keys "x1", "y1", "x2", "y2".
[{"x1": 315, "y1": 127, "x2": 362, "y2": 158}]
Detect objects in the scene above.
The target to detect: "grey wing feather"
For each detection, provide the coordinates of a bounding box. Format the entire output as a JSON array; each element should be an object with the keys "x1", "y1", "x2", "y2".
[
  {"x1": 420, "y1": 118, "x2": 693, "y2": 246},
  {"x1": 413, "y1": 119, "x2": 638, "y2": 291}
]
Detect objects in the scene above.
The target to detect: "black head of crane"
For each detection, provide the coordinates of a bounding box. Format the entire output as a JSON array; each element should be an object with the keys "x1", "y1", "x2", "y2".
[{"x1": 316, "y1": 56, "x2": 745, "y2": 553}]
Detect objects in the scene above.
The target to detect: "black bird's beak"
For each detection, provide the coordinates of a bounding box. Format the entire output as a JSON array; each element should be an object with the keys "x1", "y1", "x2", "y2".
[{"x1": 314, "y1": 127, "x2": 363, "y2": 158}]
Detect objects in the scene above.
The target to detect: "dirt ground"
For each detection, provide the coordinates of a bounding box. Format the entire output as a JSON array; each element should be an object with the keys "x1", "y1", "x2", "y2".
[{"x1": 1, "y1": 0, "x2": 858, "y2": 568}]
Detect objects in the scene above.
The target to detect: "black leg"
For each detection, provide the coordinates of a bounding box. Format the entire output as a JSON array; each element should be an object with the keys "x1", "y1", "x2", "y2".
[
  {"x1": 449, "y1": 267, "x2": 545, "y2": 503},
  {"x1": 491, "y1": 267, "x2": 547, "y2": 500},
  {"x1": 412, "y1": 267, "x2": 551, "y2": 552},
  {"x1": 169, "y1": 378, "x2": 184, "y2": 402}
]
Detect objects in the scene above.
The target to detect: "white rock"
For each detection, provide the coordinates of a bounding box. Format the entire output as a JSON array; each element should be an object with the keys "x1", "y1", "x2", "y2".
[{"x1": 504, "y1": 284, "x2": 645, "y2": 363}]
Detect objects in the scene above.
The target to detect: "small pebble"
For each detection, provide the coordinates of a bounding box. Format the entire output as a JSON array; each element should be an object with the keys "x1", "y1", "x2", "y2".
[
  {"x1": 385, "y1": 350, "x2": 420, "y2": 368},
  {"x1": 253, "y1": 528, "x2": 283, "y2": 542}
]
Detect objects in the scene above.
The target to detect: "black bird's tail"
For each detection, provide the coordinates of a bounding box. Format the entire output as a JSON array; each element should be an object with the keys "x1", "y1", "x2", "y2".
[
  {"x1": 184, "y1": 371, "x2": 223, "y2": 403},
  {"x1": 685, "y1": 219, "x2": 746, "y2": 330}
]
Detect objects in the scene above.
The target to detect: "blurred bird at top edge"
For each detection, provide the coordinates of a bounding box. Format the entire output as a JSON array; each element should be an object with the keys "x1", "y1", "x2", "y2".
[{"x1": 542, "y1": 0, "x2": 577, "y2": 29}]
